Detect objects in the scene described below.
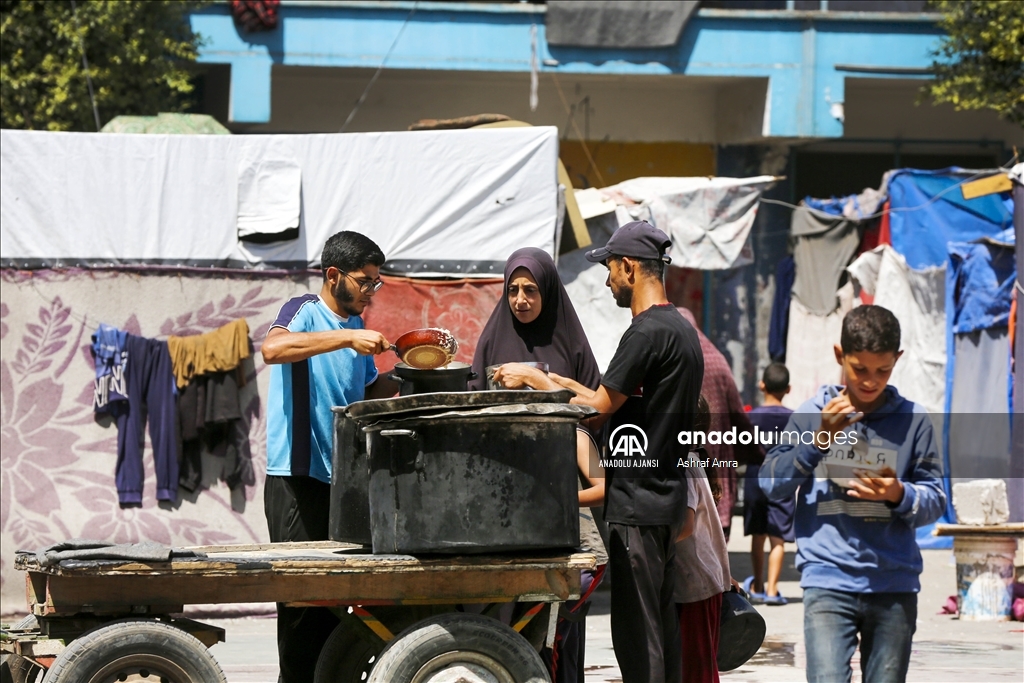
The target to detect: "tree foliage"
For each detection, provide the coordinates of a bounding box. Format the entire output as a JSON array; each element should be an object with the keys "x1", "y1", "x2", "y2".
[
  {"x1": 1, "y1": 0, "x2": 204, "y2": 131},
  {"x1": 927, "y1": 0, "x2": 1024, "y2": 126}
]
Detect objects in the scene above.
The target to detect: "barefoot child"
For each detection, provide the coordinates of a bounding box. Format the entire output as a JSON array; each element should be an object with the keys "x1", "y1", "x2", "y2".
[{"x1": 742, "y1": 362, "x2": 795, "y2": 605}]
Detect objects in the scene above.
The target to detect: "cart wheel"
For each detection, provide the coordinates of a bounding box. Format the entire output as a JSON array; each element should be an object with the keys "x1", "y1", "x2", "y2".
[
  {"x1": 43, "y1": 619, "x2": 226, "y2": 683},
  {"x1": 1, "y1": 615, "x2": 43, "y2": 683},
  {"x1": 314, "y1": 618, "x2": 385, "y2": 683},
  {"x1": 366, "y1": 613, "x2": 548, "y2": 683}
]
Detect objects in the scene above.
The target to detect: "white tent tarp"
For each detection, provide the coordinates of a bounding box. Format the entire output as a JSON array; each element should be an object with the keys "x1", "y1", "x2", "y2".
[
  {"x1": 581, "y1": 175, "x2": 777, "y2": 270},
  {"x1": 0, "y1": 128, "x2": 559, "y2": 276}
]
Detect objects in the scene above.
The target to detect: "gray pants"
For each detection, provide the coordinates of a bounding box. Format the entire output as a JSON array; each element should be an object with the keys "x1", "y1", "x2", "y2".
[{"x1": 608, "y1": 523, "x2": 682, "y2": 683}]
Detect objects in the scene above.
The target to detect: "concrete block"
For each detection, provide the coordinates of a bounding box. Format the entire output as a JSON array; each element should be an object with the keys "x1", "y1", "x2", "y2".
[{"x1": 952, "y1": 479, "x2": 1010, "y2": 526}]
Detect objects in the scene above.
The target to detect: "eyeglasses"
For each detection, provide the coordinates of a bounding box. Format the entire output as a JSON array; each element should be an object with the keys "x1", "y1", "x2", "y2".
[{"x1": 341, "y1": 270, "x2": 384, "y2": 294}]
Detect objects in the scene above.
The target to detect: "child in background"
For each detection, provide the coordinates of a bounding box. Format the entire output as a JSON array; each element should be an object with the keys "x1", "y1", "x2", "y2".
[
  {"x1": 759, "y1": 306, "x2": 946, "y2": 683},
  {"x1": 674, "y1": 396, "x2": 733, "y2": 683},
  {"x1": 742, "y1": 362, "x2": 795, "y2": 605}
]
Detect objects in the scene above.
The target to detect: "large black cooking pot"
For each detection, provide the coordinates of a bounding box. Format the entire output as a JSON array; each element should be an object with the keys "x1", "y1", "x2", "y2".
[
  {"x1": 388, "y1": 361, "x2": 476, "y2": 396},
  {"x1": 362, "y1": 403, "x2": 593, "y2": 554},
  {"x1": 328, "y1": 408, "x2": 371, "y2": 545}
]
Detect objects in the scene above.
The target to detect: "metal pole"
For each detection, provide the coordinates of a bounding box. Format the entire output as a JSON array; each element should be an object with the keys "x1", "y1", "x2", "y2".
[
  {"x1": 70, "y1": 0, "x2": 102, "y2": 131},
  {"x1": 1012, "y1": 175, "x2": 1023, "y2": 522}
]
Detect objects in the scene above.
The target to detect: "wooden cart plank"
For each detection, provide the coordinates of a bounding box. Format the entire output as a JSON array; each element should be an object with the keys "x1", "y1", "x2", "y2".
[
  {"x1": 33, "y1": 566, "x2": 580, "y2": 616},
  {"x1": 934, "y1": 523, "x2": 1024, "y2": 537},
  {"x1": 17, "y1": 550, "x2": 595, "y2": 577},
  {"x1": 185, "y1": 540, "x2": 362, "y2": 553}
]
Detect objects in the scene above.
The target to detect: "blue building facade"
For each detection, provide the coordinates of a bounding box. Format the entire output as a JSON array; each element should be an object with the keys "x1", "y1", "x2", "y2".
[
  {"x1": 194, "y1": 2, "x2": 939, "y2": 135},
  {"x1": 189, "y1": 1, "x2": 1021, "y2": 401}
]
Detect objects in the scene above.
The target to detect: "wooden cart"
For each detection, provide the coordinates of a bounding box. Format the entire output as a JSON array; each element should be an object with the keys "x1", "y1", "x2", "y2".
[{"x1": 1, "y1": 541, "x2": 595, "y2": 683}]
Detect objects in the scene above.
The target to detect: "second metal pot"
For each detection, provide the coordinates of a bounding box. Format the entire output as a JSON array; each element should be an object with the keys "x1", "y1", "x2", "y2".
[{"x1": 388, "y1": 361, "x2": 477, "y2": 396}]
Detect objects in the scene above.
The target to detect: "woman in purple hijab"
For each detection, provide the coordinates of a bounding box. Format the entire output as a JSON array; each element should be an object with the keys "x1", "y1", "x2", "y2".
[
  {"x1": 470, "y1": 247, "x2": 601, "y2": 391},
  {"x1": 471, "y1": 247, "x2": 606, "y2": 683}
]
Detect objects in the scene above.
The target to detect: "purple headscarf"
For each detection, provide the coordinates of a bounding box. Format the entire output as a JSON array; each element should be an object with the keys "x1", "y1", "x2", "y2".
[{"x1": 470, "y1": 248, "x2": 601, "y2": 391}]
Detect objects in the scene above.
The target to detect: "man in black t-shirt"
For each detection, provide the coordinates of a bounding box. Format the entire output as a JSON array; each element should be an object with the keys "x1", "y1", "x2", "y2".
[{"x1": 540, "y1": 221, "x2": 704, "y2": 683}]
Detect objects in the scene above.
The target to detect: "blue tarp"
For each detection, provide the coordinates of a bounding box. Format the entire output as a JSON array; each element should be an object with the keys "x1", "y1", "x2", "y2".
[
  {"x1": 803, "y1": 195, "x2": 846, "y2": 216},
  {"x1": 802, "y1": 193, "x2": 879, "y2": 220},
  {"x1": 806, "y1": 168, "x2": 1015, "y2": 546},
  {"x1": 887, "y1": 169, "x2": 1015, "y2": 548},
  {"x1": 935, "y1": 231, "x2": 1017, "y2": 547},
  {"x1": 948, "y1": 235, "x2": 1016, "y2": 334},
  {"x1": 889, "y1": 168, "x2": 1013, "y2": 269}
]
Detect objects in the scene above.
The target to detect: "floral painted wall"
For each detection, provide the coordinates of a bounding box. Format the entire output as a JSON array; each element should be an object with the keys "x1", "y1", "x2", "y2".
[{"x1": 0, "y1": 269, "x2": 502, "y2": 614}]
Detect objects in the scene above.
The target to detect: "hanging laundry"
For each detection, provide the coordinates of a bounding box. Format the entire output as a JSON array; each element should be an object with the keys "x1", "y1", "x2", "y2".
[
  {"x1": 847, "y1": 245, "x2": 946, "y2": 416},
  {"x1": 107, "y1": 335, "x2": 180, "y2": 507},
  {"x1": 91, "y1": 323, "x2": 128, "y2": 411},
  {"x1": 802, "y1": 186, "x2": 884, "y2": 220},
  {"x1": 857, "y1": 200, "x2": 890, "y2": 259},
  {"x1": 948, "y1": 329, "x2": 1012, "y2": 480},
  {"x1": 782, "y1": 282, "x2": 855, "y2": 409},
  {"x1": 177, "y1": 370, "x2": 245, "y2": 493},
  {"x1": 948, "y1": 231, "x2": 1015, "y2": 334},
  {"x1": 591, "y1": 175, "x2": 777, "y2": 270},
  {"x1": 946, "y1": 232, "x2": 1015, "y2": 481},
  {"x1": 790, "y1": 206, "x2": 861, "y2": 316},
  {"x1": 167, "y1": 318, "x2": 250, "y2": 389},
  {"x1": 768, "y1": 255, "x2": 795, "y2": 362},
  {"x1": 878, "y1": 200, "x2": 892, "y2": 248}
]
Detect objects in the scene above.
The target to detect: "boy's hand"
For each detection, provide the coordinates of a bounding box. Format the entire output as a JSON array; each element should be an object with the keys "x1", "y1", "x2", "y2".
[
  {"x1": 847, "y1": 466, "x2": 904, "y2": 504},
  {"x1": 817, "y1": 389, "x2": 863, "y2": 448}
]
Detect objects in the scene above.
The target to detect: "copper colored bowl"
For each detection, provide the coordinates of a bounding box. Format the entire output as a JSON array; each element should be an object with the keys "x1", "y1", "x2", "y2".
[{"x1": 392, "y1": 328, "x2": 459, "y2": 369}]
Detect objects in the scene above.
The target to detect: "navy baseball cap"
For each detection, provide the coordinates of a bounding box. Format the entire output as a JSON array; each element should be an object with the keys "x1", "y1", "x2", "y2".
[{"x1": 585, "y1": 221, "x2": 673, "y2": 264}]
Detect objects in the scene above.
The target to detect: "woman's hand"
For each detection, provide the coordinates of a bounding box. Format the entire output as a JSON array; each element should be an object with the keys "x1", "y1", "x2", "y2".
[{"x1": 491, "y1": 363, "x2": 559, "y2": 390}]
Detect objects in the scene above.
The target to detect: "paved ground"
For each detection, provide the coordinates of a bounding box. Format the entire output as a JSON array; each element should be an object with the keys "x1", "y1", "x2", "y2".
[{"x1": 203, "y1": 518, "x2": 1023, "y2": 682}]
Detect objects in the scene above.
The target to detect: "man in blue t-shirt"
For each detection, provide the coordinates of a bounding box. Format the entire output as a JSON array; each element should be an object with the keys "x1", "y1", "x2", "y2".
[{"x1": 260, "y1": 230, "x2": 397, "y2": 683}]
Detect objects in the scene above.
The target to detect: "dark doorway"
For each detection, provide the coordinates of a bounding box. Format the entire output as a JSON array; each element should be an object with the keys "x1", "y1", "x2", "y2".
[{"x1": 794, "y1": 149, "x2": 1003, "y2": 200}]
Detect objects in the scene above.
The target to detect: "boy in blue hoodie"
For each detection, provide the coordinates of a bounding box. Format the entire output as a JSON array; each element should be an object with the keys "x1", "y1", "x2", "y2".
[{"x1": 759, "y1": 305, "x2": 946, "y2": 683}]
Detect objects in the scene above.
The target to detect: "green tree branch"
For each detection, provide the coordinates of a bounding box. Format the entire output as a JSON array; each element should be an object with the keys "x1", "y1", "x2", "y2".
[
  {"x1": 926, "y1": 0, "x2": 1024, "y2": 127},
  {"x1": 1, "y1": 0, "x2": 206, "y2": 131}
]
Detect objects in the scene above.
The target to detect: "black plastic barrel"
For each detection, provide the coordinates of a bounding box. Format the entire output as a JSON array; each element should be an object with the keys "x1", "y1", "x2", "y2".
[
  {"x1": 328, "y1": 408, "x2": 371, "y2": 545},
  {"x1": 363, "y1": 407, "x2": 582, "y2": 554}
]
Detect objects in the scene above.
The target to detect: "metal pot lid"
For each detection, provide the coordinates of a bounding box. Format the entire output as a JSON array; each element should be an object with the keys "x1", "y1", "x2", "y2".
[
  {"x1": 362, "y1": 402, "x2": 597, "y2": 429},
  {"x1": 345, "y1": 389, "x2": 576, "y2": 421}
]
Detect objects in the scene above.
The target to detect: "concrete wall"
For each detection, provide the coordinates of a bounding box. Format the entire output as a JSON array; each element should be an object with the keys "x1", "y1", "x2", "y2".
[
  {"x1": 222, "y1": 66, "x2": 768, "y2": 145},
  {"x1": 560, "y1": 141, "x2": 716, "y2": 190},
  {"x1": 844, "y1": 78, "x2": 1023, "y2": 146},
  {"x1": 0, "y1": 269, "x2": 503, "y2": 615}
]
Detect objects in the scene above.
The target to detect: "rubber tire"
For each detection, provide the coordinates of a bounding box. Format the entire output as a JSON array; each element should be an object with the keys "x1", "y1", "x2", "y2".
[
  {"x1": 1, "y1": 616, "x2": 43, "y2": 683},
  {"x1": 314, "y1": 618, "x2": 386, "y2": 683},
  {"x1": 43, "y1": 619, "x2": 226, "y2": 683},
  {"x1": 366, "y1": 613, "x2": 549, "y2": 683}
]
